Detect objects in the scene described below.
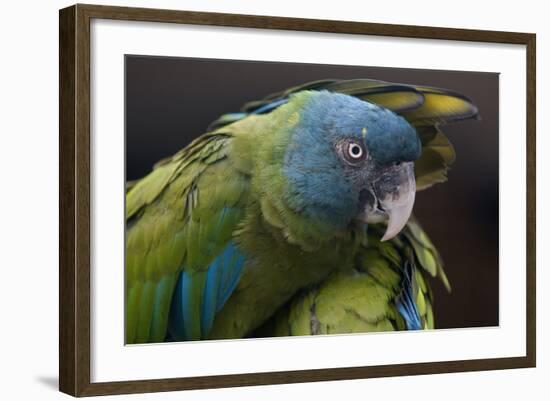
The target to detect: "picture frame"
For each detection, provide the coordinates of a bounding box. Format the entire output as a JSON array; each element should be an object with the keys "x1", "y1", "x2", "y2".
[{"x1": 59, "y1": 3, "x2": 536, "y2": 397}]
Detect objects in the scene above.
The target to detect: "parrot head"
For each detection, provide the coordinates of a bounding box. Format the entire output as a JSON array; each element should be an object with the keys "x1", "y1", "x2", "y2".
[{"x1": 280, "y1": 90, "x2": 421, "y2": 241}]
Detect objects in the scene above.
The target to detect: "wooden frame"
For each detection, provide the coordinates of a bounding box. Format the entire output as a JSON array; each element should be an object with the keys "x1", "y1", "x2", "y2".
[{"x1": 59, "y1": 3, "x2": 536, "y2": 397}]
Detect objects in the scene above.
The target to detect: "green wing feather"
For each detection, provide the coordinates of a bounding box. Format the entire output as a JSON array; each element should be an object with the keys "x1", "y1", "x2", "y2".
[
  {"x1": 401, "y1": 86, "x2": 479, "y2": 126},
  {"x1": 415, "y1": 126, "x2": 456, "y2": 190},
  {"x1": 125, "y1": 132, "x2": 250, "y2": 344},
  {"x1": 230, "y1": 78, "x2": 479, "y2": 125},
  {"x1": 402, "y1": 218, "x2": 450, "y2": 292}
]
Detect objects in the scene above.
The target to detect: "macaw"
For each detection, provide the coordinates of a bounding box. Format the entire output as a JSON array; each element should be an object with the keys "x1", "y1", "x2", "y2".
[{"x1": 125, "y1": 79, "x2": 478, "y2": 343}]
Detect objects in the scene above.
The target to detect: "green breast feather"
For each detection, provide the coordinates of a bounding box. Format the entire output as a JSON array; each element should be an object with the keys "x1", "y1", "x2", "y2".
[{"x1": 254, "y1": 219, "x2": 448, "y2": 336}]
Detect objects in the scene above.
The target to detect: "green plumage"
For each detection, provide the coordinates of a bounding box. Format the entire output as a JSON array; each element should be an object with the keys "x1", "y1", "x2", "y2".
[
  {"x1": 125, "y1": 78, "x2": 477, "y2": 343},
  {"x1": 126, "y1": 132, "x2": 250, "y2": 342},
  {"x1": 255, "y1": 221, "x2": 442, "y2": 336}
]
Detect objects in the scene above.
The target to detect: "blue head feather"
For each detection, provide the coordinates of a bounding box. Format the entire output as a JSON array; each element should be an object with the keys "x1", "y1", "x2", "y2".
[{"x1": 282, "y1": 91, "x2": 420, "y2": 227}]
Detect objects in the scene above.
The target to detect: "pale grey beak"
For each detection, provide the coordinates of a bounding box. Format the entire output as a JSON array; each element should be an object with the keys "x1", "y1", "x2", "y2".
[
  {"x1": 379, "y1": 172, "x2": 415, "y2": 241},
  {"x1": 360, "y1": 162, "x2": 416, "y2": 242}
]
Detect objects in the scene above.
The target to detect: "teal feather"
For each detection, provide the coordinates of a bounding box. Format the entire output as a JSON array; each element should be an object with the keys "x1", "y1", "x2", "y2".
[{"x1": 168, "y1": 242, "x2": 246, "y2": 341}]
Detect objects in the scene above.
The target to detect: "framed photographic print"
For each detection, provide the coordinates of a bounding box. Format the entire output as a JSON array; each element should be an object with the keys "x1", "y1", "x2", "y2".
[{"x1": 59, "y1": 4, "x2": 536, "y2": 397}]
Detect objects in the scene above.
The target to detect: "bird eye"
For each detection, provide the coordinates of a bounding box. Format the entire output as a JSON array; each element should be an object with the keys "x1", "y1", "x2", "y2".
[
  {"x1": 341, "y1": 140, "x2": 366, "y2": 164},
  {"x1": 348, "y1": 143, "x2": 363, "y2": 159}
]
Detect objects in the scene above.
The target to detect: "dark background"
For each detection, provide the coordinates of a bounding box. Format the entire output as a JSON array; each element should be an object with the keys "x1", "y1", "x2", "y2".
[{"x1": 126, "y1": 55, "x2": 499, "y2": 329}]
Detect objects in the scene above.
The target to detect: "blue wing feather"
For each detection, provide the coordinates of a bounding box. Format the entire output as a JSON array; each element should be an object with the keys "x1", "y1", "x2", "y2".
[
  {"x1": 207, "y1": 99, "x2": 289, "y2": 131},
  {"x1": 396, "y1": 262, "x2": 422, "y2": 330},
  {"x1": 250, "y1": 98, "x2": 288, "y2": 115},
  {"x1": 200, "y1": 258, "x2": 224, "y2": 336},
  {"x1": 168, "y1": 241, "x2": 246, "y2": 341},
  {"x1": 168, "y1": 271, "x2": 199, "y2": 341},
  {"x1": 216, "y1": 243, "x2": 246, "y2": 311}
]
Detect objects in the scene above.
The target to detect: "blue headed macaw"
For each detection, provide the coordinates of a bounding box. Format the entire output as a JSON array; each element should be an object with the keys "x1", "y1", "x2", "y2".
[{"x1": 125, "y1": 79, "x2": 477, "y2": 343}]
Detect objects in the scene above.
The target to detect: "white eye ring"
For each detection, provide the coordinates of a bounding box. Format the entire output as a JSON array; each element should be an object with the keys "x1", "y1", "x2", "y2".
[{"x1": 347, "y1": 142, "x2": 364, "y2": 159}]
